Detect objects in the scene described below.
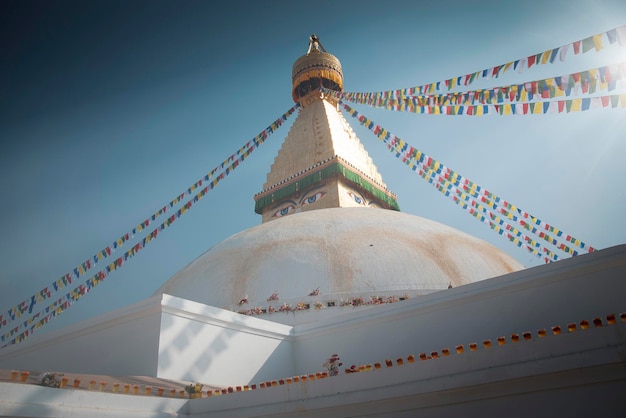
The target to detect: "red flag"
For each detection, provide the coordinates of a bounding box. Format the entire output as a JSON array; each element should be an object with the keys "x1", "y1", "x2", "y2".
[{"x1": 601, "y1": 96, "x2": 609, "y2": 107}]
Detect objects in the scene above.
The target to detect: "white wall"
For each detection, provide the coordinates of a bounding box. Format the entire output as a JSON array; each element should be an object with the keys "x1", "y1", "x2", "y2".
[
  {"x1": 156, "y1": 295, "x2": 293, "y2": 386},
  {"x1": 291, "y1": 244, "x2": 626, "y2": 375},
  {"x1": 0, "y1": 381, "x2": 187, "y2": 417},
  {"x1": 0, "y1": 297, "x2": 163, "y2": 377},
  {"x1": 3, "y1": 245, "x2": 623, "y2": 395},
  {"x1": 187, "y1": 322, "x2": 626, "y2": 418},
  {"x1": 2, "y1": 321, "x2": 624, "y2": 418},
  {"x1": 0, "y1": 246, "x2": 624, "y2": 417}
]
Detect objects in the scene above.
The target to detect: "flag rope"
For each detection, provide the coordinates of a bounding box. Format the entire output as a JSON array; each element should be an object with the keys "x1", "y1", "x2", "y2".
[
  {"x1": 340, "y1": 102, "x2": 594, "y2": 261},
  {"x1": 343, "y1": 25, "x2": 626, "y2": 97},
  {"x1": 0, "y1": 104, "x2": 300, "y2": 345},
  {"x1": 332, "y1": 61, "x2": 626, "y2": 108},
  {"x1": 328, "y1": 89, "x2": 626, "y2": 116}
]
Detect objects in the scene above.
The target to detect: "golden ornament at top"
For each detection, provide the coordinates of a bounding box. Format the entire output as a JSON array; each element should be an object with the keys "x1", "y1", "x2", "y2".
[{"x1": 292, "y1": 34, "x2": 343, "y2": 102}]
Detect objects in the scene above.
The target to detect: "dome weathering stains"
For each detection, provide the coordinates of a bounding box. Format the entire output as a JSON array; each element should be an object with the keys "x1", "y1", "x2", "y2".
[
  {"x1": 156, "y1": 36, "x2": 524, "y2": 324},
  {"x1": 155, "y1": 208, "x2": 523, "y2": 323}
]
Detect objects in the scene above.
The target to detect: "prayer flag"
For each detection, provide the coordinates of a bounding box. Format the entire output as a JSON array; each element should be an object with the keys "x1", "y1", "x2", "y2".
[
  {"x1": 617, "y1": 25, "x2": 626, "y2": 46},
  {"x1": 549, "y1": 48, "x2": 559, "y2": 63},
  {"x1": 582, "y1": 97, "x2": 591, "y2": 110},
  {"x1": 592, "y1": 34, "x2": 603, "y2": 51},
  {"x1": 582, "y1": 37, "x2": 594, "y2": 53}
]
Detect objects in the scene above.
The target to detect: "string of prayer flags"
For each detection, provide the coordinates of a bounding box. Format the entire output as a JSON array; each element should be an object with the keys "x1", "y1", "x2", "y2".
[
  {"x1": 343, "y1": 101, "x2": 594, "y2": 256},
  {"x1": 332, "y1": 91, "x2": 626, "y2": 116},
  {"x1": 340, "y1": 102, "x2": 595, "y2": 262},
  {"x1": 330, "y1": 62, "x2": 626, "y2": 108},
  {"x1": 339, "y1": 104, "x2": 547, "y2": 261},
  {"x1": 344, "y1": 101, "x2": 594, "y2": 256},
  {"x1": 413, "y1": 161, "x2": 557, "y2": 263},
  {"x1": 382, "y1": 139, "x2": 555, "y2": 262},
  {"x1": 399, "y1": 144, "x2": 558, "y2": 262},
  {"x1": 0, "y1": 104, "x2": 300, "y2": 341},
  {"x1": 352, "y1": 25, "x2": 626, "y2": 98},
  {"x1": 1, "y1": 108, "x2": 293, "y2": 347}
]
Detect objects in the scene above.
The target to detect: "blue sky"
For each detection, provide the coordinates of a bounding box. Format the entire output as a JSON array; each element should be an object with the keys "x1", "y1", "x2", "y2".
[{"x1": 1, "y1": 0, "x2": 625, "y2": 339}]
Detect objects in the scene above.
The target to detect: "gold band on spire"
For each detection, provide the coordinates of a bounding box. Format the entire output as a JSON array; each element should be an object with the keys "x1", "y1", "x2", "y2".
[{"x1": 292, "y1": 35, "x2": 343, "y2": 102}]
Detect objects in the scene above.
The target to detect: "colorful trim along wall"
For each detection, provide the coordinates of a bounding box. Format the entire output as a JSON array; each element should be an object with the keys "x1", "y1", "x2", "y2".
[{"x1": 5, "y1": 311, "x2": 624, "y2": 399}]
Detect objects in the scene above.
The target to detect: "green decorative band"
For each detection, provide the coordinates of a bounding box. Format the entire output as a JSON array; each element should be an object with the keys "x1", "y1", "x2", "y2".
[{"x1": 254, "y1": 161, "x2": 400, "y2": 214}]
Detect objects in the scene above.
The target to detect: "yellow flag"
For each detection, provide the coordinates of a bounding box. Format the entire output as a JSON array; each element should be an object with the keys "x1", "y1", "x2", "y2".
[
  {"x1": 520, "y1": 89, "x2": 528, "y2": 102},
  {"x1": 592, "y1": 34, "x2": 603, "y2": 51},
  {"x1": 571, "y1": 98, "x2": 582, "y2": 111},
  {"x1": 555, "y1": 86, "x2": 565, "y2": 97}
]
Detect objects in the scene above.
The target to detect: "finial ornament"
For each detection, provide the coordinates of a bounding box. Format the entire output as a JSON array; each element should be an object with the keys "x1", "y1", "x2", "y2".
[
  {"x1": 291, "y1": 34, "x2": 343, "y2": 103},
  {"x1": 307, "y1": 33, "x2": 327, "y2": 54}
]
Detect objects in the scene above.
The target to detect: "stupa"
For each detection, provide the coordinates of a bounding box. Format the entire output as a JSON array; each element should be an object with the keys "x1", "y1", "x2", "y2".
[
  {"x1": 155, "y1": 34, "x2": 522, "y2": 321},
  {"x1": 0, "y1": 35, "x2": 624, "y2": 418}
]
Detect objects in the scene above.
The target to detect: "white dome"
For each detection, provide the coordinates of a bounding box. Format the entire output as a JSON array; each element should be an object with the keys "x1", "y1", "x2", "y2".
[{"x1": 155, "y1": 208, "x2": 523, "y2": 319}]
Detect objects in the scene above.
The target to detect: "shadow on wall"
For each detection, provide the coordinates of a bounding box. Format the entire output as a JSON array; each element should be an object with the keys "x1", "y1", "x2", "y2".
[
  {"x1": 158, "y1": 309, "x2": 294, "y2": 387},
  {"x1": 248, "y1": 337, "x2": 296, "y2": 385}
]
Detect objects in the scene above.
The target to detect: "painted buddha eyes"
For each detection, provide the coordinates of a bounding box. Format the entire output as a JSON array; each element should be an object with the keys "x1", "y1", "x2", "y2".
[
  {"x1": 274, "y1": 205, "x2": 297, "y2": 217},
  {"x1": 271, "y1": 189, "x2": 327, "y2": 218},
  {"x1": 271, "y1": 184, "x2": 381, "y2": 218},
  {"x1": 347, "y1": 191, "x2": 366, "y2": 206},
  {"x1": 302, "y1": 191, "x2": 325, "y2": 206}
]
